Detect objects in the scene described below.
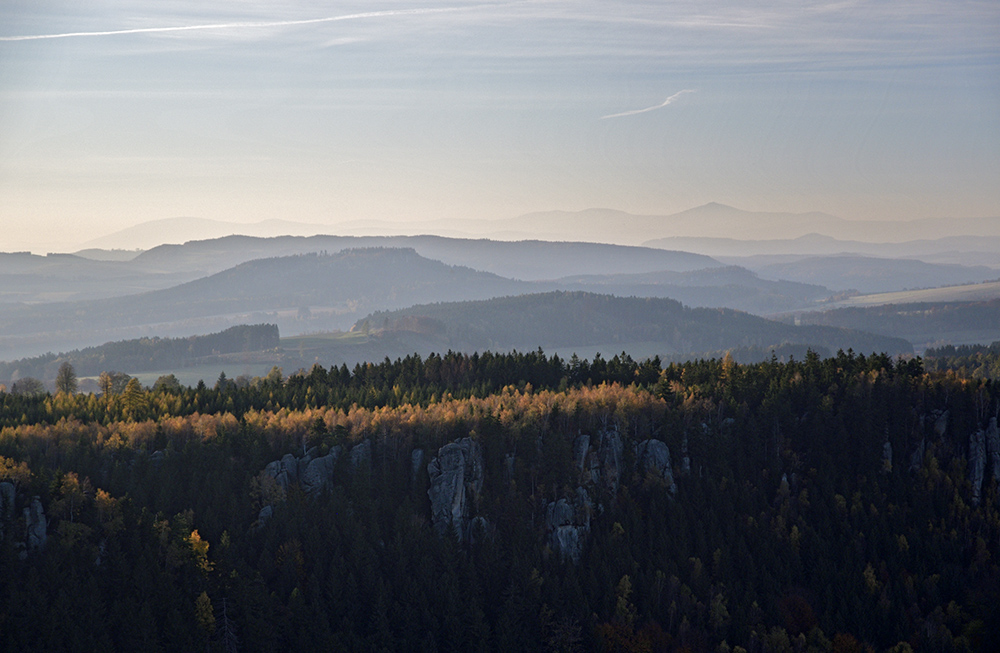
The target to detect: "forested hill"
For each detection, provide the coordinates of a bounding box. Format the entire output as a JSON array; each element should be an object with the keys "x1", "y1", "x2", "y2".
[
  {"x1": 794, "y1": 299, "x2": 1000, "y2": 351},
  {"x1": 358, "y1": 291, "x2": 914, "y2": 359},
  {"x1": 0, "y1": 324, "x2": 278, "y2": 384},
  {"x1": 132, "y1": 234, "x2": 721, "y2": 280},
  {"x1": 0, "y1": 351, "x2": 996, "y2": 651},
  {"x1": 0, "y1": 249, "x2": 535, "y2": 357}
]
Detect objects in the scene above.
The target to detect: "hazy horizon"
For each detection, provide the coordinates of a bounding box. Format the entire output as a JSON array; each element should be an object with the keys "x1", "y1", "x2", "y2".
[{"x1": 2, "y1": 0, "x2": 999, "y2": 253}]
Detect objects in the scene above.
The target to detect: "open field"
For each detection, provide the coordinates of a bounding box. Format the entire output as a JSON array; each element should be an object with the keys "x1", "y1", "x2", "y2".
[{"x1": 824, "y1": 280, "x2": 1000, "y2": 308}]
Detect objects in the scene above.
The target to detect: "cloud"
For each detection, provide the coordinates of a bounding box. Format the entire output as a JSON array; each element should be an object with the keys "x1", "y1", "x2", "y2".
[
  {"x1": 0, "y1": 6, "x2": 474, "y2": 42},
  {"x1": 601, "y1": 89, "x2": 695, "y2": 119}
]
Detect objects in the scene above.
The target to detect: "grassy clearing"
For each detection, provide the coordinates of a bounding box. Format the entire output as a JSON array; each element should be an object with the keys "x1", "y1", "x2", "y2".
[{"x1": 833, "y1": 280, "x2": 1000, "y2": 307}]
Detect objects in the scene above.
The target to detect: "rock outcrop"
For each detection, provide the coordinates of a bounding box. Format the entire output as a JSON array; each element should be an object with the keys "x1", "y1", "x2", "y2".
[
  {"x1": 24, "y1": 496, "x2": 46, "y2": 551},
  {"x1": 264, "y1": 459, "x2": 290, "y2": 492},
  {"x1": 281, "y1": 453, "x2": 300, "y2": 486},
  {"x1": 934, "y1": 411, "x2": 949, "y2": 438},
  {"x1": 427, "y1": 437, "x2": 483, "y2": 540},
  {"x1": 301, "y1": 446, "x2": 342, "y2": 495},
  {"x1": 349, "y1": 439, "x2": 372, "y2": 469},
  {"x1": 256, "y1": 504, "x2": 273, "y2": 527},
  {"x1": 882, "y1": 441, "x2": 893, "y2": 474},
  {"x1": 635, "y1": 439, "x2": 677, "y2": 494},
  {"x1": 544, "y1": 487, "x2": 592, "y2": 563},
  {"x1": 909, "y1": 438, "x2": 925, "y2": 473}
]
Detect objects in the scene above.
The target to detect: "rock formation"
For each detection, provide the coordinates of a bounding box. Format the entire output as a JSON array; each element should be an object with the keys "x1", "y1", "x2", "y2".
[
  {"x1": 349, "y1": 439, "x2": 372, "y2": 469},
  {"x1": 301, "y1": 446, "x2": 342, "y2": 495},
  {"x1": 909, "y1": 438, "x2": 925, "y2": 473},
  {"x1": 544, "y1": 487, "x2": 592, "y2": 563},
  {"x1": 635, "y1": 439, "x2": 677, "y2": 494},
  {"x1": 934, "y1": 411, "x2": 949, "y2": 438},
  {"x1": 24, "y1": 496, "x2": 46, "y2": 551},
  {"x1": 427, "y1": 437, "x2": 483, "y2": 540}
]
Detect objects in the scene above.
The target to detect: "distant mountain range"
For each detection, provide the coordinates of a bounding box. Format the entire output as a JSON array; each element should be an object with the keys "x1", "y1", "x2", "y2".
[
  {"x1": 644, "y1": 233, "x2": 1000, "y2": 268},
  {"x1": 2, "y1": 210, "x2": 998, "y2": 368},
  {"x1": 0, "y1": 247, "x2": 840, "y2": 361},
  {"x1": 129, "y1": 234, "x2": 720, "y2": 281},
  {"x1": 78, "y1": 203, "x2": 1000, "y2": 251},
  {"x1": 738, "y1": 256, "x2": 1000, "y2": 294}
]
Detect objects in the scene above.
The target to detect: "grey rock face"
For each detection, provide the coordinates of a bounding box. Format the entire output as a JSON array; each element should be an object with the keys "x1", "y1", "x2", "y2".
[
  {"x1": 544, "y1": 487, "x2": 592, "y2": 563},
  {"x1": 257, "y1": 505, "x2": 273, "y2": 526},
  {"x1": 298, "y1": 447, "x2": 318, "y2": 481},
  {"x1": 882, "y1": 441, "x2": 893, "y2": 473},
  {"x1": 349, "y1": 439, "x2": 372, "y2": 469},
  {"x1": 546, "y1": 498, "x2": 575, "y2": 529},
  {"x1": 970, "y1": 428, "x2": 986, "y2": 506},
  {"x1": 934, "y1": 411, "x2": 949, "y2": 438},
  {"x1": 281, "y1": 453, "x2": 299, "y2": 486},
  {"x1": 24, "y1": 496, "x2": 47, "y2": 550},
  {"x1": 909, "y1": 439, "x2": 925, "y2": 473},
  {"x1": 636, "y1": 439, "x2": 677, "y2": 494},
  {"x1": 149, "y1": 450, "x2": 165, "y2": 469},
  {"x1": 301, "y1": 446, "x2": 342, "y2": 495},
  {"x1": 264, "y1": 460, "x2": 282, "y2": 479},
  {"x1": 427, "y1": 437, "x2": 483, "y2": 540}
]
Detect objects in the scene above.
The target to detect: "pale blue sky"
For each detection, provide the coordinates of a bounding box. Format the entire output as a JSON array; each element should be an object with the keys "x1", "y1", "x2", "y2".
[{"x1": 1, "y1": 0, "x2": 998, "y2": 251}]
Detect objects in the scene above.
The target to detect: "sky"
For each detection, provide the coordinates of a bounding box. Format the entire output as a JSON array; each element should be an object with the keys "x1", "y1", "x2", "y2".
[{"x1": 1, "y1": 0, "x2": 998, "y2": 252}]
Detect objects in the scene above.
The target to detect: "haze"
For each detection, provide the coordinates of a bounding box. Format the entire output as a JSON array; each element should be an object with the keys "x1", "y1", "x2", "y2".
[{"x1": 2, "y1": 0, "x2": 998, "y2": 253}]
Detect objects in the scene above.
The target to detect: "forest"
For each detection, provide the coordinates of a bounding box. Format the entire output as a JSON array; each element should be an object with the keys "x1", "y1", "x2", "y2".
[
  {"x1": 0, "y1": 324, "x2": 279, "y2": 384},
  {"x1": 0, "y1": 348, "x2": 997, "y2": 652}
]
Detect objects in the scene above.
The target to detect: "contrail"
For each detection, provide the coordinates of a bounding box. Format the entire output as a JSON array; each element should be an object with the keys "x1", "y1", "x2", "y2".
[
  {"x1": 0, "y1": 6, "x2": 470, "y2": 41},
  {"x1": 601, "y1": 89, "x2": 695, "y2": 119}
]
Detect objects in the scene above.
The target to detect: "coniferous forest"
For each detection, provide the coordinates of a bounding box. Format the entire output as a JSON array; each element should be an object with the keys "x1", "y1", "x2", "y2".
[{"x1": 1, "y1": 349, "x2": 998, "y2": 652}]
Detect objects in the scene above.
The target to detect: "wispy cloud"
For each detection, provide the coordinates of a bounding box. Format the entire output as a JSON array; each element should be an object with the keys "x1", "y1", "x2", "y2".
[
  {"x1": 601, "y1": 89, "x2": 695, "y2": 119},
  {"x1": 0, "y1": 6, "x2": 474, "y2": 42}
]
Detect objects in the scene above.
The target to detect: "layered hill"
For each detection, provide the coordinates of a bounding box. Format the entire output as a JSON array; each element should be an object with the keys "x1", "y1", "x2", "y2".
[
  {"x1": 353, "y1": 291, "x2": 913, "y2": 361},
  {"x1": 793, "y1": 299, "x2": 1000, "y2": 352},
  {"x1": 0, "y1": 249, "x2": 533, "y2": 359},
  {"x1": 741, "y1": 255, "x2": 999, "y2": 294},
  {"x1": 129, "y1": 234, "x2": 720, "y2": 281},
  {"x1": 3, "y1": 236, "x2": 720, "y2": 307},
  {"x1": 552, "y1": 266, "x2": 830, "y2": 314}
]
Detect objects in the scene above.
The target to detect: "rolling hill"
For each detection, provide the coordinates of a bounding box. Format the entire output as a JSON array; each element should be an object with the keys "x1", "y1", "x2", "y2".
[
  {"x1": 0, "y1": 248, "x2": 534, "y2": 359},
  {"x1": 353, "y1": 291, "x2": 913, "y2": 361}
]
